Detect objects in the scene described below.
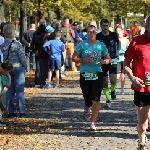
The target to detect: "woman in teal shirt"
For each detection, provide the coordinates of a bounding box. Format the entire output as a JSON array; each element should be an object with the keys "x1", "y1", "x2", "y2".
[{"x1": 72, "y1": 25, "x2": 110, "y2": 130}]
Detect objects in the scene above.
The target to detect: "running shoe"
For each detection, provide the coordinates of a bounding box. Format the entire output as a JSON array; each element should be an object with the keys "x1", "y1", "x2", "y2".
[
  {"x1": 90, "y1": 123, "x2": 97, "y2": 131},
  {"x1": 138, "y1": 142, "x2": 146, "y2": 150},
  {"x1": 111, "y1": 90, "x2": 116, "y2": 100},
  {"x1": 120, "y1": 89, "x2": 125, "y2": 95},
  {"x1": 43, "y1": 83, "x2": 53, "y2": 88},
  {"x1": 105, "y1": 101, "x2": 111, "y2": 108},
  {"x1": 54, "y1": 83, "x2": 60, "y2": 88},
  {"x1": 84, "y1": 110, "x2": 91, "y2": 121},
  {"x1": 137, "y1": 135, "x2": 147, "y2": 150}
]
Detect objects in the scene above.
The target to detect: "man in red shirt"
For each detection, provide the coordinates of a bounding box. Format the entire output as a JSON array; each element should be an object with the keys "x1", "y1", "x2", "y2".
[{"x1": 124, "y1": 16, "x2": 150, "y2": 150}]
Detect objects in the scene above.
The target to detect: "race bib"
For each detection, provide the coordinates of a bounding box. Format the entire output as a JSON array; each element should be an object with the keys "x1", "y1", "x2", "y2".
[
  {"x1": 111, "y1": 58, "x2": 118, "y2": 65},
  {"x1": 145, "y1": 72, "x2": 150, "y2": 85},
  {"x1": 83, "y1": 72, "x2": 98, "y2": 80},
  {"x1": 119, "y1": 56, "x2": 125, "y2": 62}
]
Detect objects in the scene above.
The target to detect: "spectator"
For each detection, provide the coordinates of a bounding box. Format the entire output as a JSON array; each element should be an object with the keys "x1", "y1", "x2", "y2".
[
  {"x1": 22, "y1": 24, "x2": 36, "y2": 72},
  {"x1": 1, "y1": 24, "x2": 27, "y2": 118},
  {"x1": 31, "y1": 24, "x2": 46, "y2": 87},
  {"x1": 0, "y1": 60, "x2": 13, "y2": 126},
  {"x1": 43, "y1": 30, "x2": 64, "y2": 88},
  {"x1": 130, "y1": 21, "x2": 140, "y2": 39}
]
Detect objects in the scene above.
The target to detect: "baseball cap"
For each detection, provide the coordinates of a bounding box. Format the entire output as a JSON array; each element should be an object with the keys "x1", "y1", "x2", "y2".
[
  {"x1": 45, "y1": 25, "x2": 54, "y2": 33},
  {"x1": 73, "y1": 21, "x2": 79, "y2": 26}
]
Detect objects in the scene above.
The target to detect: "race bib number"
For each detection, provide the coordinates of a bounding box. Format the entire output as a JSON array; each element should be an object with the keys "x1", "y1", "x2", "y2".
[
  {"x1": 84, "y1": 72, "x2": 98, "y2": 80},
  {"x1": 111, "y1": 58, "x2": 118, "y2": 65},
  {"x1": 119, "y1": 56, "x2": 125, "y2": 62},
  {"x1": 145, "y1": 72, "x2": 150, "y2": 85}
]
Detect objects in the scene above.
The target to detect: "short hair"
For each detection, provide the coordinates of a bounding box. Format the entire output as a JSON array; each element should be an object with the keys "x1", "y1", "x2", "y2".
[
  {"x1": 100, "y1": 19, "x2": 109, "y2": 25},
  {"x1": 88, "y1": 21, "x2": 97, "y2": 28},
  {"x1": 3, "y1": 24, "x2": 15, "y2": 38},
  {"x1": 1, "y1": 60, "x2": 13, "y2": 70},
  {"x1": 87, "y1": 25, "x2": 96, "y2": 29},
  {"x1": 54, "y1": 30, "x2": 61, "y2": 37},
  {"x1": 39, "y1": 19, "x2": 46, "y2": 25},
  {"x1": 146, "y1": 16, "x2": 150, "y2": 25}
]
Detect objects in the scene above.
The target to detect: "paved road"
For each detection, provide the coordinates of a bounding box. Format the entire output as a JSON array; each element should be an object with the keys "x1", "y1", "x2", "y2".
[{"x1": 1, "y1": 72, "x2": 150, "y2": 150}]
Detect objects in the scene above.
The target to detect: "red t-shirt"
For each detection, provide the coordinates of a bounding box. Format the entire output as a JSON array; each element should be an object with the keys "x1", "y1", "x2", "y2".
[{"x1": 124, "y1": 33, "x2": 150, "y2": 92}]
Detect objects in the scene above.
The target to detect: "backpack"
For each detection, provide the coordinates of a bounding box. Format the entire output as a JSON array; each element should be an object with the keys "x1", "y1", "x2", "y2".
[{"x1": 61, "y1": 27, "x2": 73, "y2": 42}]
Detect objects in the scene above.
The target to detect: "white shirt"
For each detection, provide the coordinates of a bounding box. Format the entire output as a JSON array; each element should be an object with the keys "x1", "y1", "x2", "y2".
[{"x1": 0, "y1": 35, "x2": 4, "y2": 63}]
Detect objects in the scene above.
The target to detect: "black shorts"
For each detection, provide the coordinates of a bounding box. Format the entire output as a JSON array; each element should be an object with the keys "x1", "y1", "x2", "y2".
[
  {"x1": 80, "y1": 72, "x2": 103, "y2": 107},
  {"x1": 117, "y1": 62, "x2": 125, "y2": 74},
  {"x1": 102, "y1": 64, "x2": 119, "y2": 76},
  {"x1": 134, "y1": 91, "x2": 150, "y2": 107}
]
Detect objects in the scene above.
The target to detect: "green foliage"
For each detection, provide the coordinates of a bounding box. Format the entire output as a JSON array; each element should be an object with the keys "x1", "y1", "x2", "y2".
[{"x1": 2, "y1": 0, "x2": 150, "y2": 24}]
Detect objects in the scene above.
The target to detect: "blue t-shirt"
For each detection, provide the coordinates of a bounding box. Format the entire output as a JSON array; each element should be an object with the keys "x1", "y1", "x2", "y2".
[
  {"x1": 73, "y1": 30, "x2": 79, "y2": 46},
  {"x1": 75, "y1": 40, "x2": 108, "y2": 73},
  {"x1": 79, "y1": 32, "x2": 88, "y2": 40},
  {"x1": 43, "y1": 38, "x2": 64, "y2": 61}
]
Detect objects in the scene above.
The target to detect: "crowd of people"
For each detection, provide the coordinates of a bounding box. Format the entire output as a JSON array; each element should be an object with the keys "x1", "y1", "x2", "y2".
[{"x1": 0, "y1": 16, "x2": 149, "y2": 150}]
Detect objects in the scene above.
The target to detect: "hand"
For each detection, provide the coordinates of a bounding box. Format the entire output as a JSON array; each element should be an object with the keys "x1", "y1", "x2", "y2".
[
  {"x1": 83, "y1": 57, "x2": 92, "y2": 63},
  {"x1": 131, "y1": 76, "x2": 145, "y2": 88},
  {"x1": 99, "y1": 59, "x2": 105, "y2": 65},
  {"x1": 27, "y1": 43, "x2": 30, "y2": 48}
]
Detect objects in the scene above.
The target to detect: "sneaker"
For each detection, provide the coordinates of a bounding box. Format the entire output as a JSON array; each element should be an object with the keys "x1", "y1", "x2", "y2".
[
  {"x1": 90, "y1": 123, "x2": 97, "y2": 131},
  {"x1": 7, "y1": 113, "x2": 17, "y2": 118},
  {"x1": 111, "y1": 90, "x2": 116, "y2": 100},
  {"x1": 54, "y1": 84, "x2": 60, "y2": 88},
  {"x1": 19, "y1": 113, "x2": 27, "y2": 118},
  {"x1": 120, "y1": 89, "x2": 124, "y2": 95},
  {"x1": 138, "y1": 142, "x2": 146, "y2": 150},
  {"x1": 84, "y1": 110, "x2": 91, "y2": 121},
  {"x1": 43, "y1": 83, "x2": 53, "y2": 88},
  {"x1": 138, "y1": 135, "x2": 147, "y2": 150},
  {"x1": 105, "y1": 101, "x2": 111, "y2": 108},
  {"x1": 0, "y1": 121, "x2": 6, "y2": 127},
  {"x1": 35, "y1": 85, "x2": 40, "y2": 88}
]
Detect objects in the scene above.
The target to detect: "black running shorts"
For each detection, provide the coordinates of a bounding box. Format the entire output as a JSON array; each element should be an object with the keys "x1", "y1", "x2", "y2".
[
  {"x1": 80, "y1": 72, "x2": 103, "y2": 107},
  {"x1": 134, "y1": 91, "x2": 150, "y2": 107},
  {"x1": 102, "y1": 63, "x2": 119, "y2": 76}
]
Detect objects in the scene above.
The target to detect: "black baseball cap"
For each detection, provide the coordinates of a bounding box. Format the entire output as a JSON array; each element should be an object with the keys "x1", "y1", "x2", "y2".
[{"x1": 73, "y1": 21, "x2": 79, "y2": 26}]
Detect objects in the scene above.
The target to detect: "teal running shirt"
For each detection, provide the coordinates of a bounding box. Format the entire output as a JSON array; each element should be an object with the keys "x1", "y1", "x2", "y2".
[{"x1": 75, "y1": 40, "x2": 108, "y2": 73}]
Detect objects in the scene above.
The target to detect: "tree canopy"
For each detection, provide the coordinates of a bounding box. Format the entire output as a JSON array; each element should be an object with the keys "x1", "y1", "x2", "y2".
[{"x1": 3, "y1": 0, "x2": 150, "y2": 24}]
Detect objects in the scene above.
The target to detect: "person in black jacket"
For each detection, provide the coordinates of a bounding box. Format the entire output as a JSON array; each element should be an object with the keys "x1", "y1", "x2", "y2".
[
  {"x1": 22, "y1": 24, "x2": 36, "y2": 72},
  {"x1": 31, "y1": 24, "x2": 46, "y2": 87}
]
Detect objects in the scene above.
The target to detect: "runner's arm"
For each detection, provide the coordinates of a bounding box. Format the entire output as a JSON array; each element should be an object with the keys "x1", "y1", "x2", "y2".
[
  {"x1": 72, "y1": 52, "x2": 92, "y2": 64},
  {"x1": 99, "y1": 54, "x2": 110, "y2": 65},
  {"x1": 124, "y1": 59, "x2": 145, "y2": 88}
]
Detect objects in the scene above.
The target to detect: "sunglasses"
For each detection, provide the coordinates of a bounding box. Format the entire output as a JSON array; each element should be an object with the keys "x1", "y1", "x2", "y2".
[{"x1": 102, "y1": 25, "x2": 109, "y2": 27}]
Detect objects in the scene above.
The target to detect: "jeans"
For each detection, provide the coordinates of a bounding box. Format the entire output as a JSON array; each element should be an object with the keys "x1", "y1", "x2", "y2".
[
  {"x1": 6, "y1": 67, "x2": 25, "y2": 114},
  {"x1": 25, "y1": 51, "x2": 36, "y2": 72}
]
